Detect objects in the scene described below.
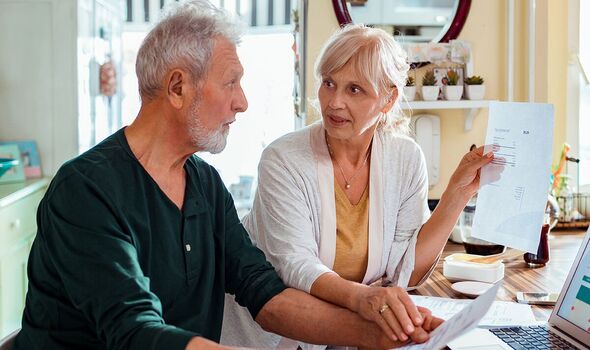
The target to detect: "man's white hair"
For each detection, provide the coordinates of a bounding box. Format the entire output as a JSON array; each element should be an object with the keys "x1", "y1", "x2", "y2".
[{"x1": 136, "y1": 0, "x2": 243, "y2": 100}]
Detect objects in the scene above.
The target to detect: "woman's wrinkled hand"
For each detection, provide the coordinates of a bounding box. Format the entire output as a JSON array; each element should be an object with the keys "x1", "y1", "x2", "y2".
[
  {"x1": 364, "y1": 305, "x2": 444, "y2": 349},
  {"x1": 353, "y1": 285, "x2": 424, "y2": 342}
]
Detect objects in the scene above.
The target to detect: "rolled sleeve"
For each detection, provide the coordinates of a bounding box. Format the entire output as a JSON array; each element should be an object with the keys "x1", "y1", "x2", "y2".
[{"x1": 222, "y1": 186, "x2": 287, "y2": 319}]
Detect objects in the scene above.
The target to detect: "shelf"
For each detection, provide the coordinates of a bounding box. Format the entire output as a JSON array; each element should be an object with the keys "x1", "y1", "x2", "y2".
[{"x1": 400, "y1": 100, "x2": 495, "y2": 131}]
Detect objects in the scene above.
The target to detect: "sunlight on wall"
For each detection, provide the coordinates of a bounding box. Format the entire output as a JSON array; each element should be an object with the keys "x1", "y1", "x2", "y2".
[
  {"x1": 579, "y1": 0, "x2": 590, "y2": 189},
  {"x1": 199, "y1": 32, "x2": 295, "y2": 186}
]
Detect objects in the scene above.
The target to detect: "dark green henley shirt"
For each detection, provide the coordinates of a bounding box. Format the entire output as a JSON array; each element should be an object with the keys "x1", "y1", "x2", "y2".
[{"x1": 14, "y1": 128, "x2": 286, "y2": 350}]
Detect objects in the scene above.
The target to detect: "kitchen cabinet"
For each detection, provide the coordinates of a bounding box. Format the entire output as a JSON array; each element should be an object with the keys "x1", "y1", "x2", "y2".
[
  {"x1": 0, "y1": 179, "x2": 49, "y2": 338},
  {"x1": 0, "y1": 0, "x2": 123, "y2": 177}
]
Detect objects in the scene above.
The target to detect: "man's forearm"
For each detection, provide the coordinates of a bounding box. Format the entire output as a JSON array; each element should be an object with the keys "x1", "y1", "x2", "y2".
[{"x1": 255, "y1": 288, "x2": 398, "y2": 349}]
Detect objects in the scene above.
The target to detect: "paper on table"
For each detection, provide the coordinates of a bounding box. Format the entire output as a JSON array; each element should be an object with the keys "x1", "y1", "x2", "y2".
[
  {"x1": 410, "y1": 295, "x2": 537, "y2": 327},
  {"x1": 399, "y1": 283, "x2": 501, "y2": 350},
  {"x1": 472, "y1": 101, "x2": 554, "y2": 253}
]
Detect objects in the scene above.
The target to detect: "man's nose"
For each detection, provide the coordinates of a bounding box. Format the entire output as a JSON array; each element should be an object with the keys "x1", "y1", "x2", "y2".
[{"x1": 233, "y1": 86, "x2": 248, "y2": 113}]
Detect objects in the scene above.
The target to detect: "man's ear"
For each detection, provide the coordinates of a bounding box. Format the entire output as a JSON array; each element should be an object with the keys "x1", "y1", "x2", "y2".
[
  {"x1": 166, "y1": 69, "x2": 186, "y2": 109},
  {"x1": 381, "y1": 87, "x2": 398, "y2": 114}
]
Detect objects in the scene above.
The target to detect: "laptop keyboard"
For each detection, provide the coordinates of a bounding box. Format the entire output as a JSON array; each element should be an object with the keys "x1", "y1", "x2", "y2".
[{"x1": 489, "y1": 326, "x2": 578, "y2": 349}]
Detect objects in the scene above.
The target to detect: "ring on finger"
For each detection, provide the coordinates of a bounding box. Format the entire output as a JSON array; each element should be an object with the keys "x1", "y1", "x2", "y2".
[{"x1": 378, "y1": 303, "x2": 390, "y2": 314}]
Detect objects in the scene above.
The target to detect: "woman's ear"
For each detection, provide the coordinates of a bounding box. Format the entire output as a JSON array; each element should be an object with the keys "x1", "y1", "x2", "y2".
[{"x1": 381, "y1": 87, "x2": 398, "y2": 114}]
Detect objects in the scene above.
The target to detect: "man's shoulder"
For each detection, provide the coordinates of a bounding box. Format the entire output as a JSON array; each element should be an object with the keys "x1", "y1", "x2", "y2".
[{"x1": 50, "y1": 131, "x2": 134, "y2": 194}]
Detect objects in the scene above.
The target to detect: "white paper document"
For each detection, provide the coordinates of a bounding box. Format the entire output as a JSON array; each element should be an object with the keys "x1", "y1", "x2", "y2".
[
  {"x1": 410, "y1": 295, "x2": 537, "y2": 327},
  {"x1": 472, "y1": 102, "x2": 554, "y2": 253},
  {"x1": 399, "y1": 283, "x2": 501, "y2": 350}
]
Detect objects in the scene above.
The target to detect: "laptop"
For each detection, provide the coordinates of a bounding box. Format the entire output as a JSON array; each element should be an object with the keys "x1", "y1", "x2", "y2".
[{"x1": 450, "y1": 227, "x2": 590, "y2": 350}]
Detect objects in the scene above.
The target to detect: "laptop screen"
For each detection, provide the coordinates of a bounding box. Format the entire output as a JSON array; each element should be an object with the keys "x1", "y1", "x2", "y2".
[{"x1": 556, "y1": 233, "x2": 590, "y2": 334}]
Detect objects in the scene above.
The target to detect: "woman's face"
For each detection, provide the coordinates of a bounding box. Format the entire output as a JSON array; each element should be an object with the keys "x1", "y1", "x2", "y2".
[{"x1": 318, "y1": 62, "x2": 395, "y2": 142}]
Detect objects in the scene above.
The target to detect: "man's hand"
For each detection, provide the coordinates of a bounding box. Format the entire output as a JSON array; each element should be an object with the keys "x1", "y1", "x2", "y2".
[{"x1": 352, "y1": 285, "x2": 424, "y2": 342}]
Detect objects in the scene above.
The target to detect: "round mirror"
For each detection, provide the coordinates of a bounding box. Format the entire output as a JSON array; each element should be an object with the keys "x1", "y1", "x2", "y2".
[{"x1": 332, "y1": 0, "x2": 472, "y2": 43}]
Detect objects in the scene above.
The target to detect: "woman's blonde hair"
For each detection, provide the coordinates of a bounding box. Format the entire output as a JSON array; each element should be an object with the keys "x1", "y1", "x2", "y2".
[{"x1": 314, "y1": 24, "x2": 410, "y2": 134}]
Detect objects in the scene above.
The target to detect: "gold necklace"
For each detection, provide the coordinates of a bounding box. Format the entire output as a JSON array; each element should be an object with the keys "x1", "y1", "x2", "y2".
[{"x1": 326, "y1": 140, "x2": 371, "y2": 190}]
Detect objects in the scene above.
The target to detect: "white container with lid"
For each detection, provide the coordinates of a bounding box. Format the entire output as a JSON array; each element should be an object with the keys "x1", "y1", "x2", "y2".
[{"x1": 443, "y1": 253, "x2": 505, "y2": 284}]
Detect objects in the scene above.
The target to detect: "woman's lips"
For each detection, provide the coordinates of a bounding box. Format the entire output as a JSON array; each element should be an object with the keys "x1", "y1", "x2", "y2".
[{"x1": 327, "y1": 114, "x2": 349, "y2": 126}]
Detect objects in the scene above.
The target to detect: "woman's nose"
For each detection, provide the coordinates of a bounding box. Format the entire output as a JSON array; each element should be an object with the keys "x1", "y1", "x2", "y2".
[{"x1": 328, "y1": 91, "x2": 345, "y2": 109}]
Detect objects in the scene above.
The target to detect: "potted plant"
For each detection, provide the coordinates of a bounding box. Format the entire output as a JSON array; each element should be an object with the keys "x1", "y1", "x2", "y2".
[
  {"x1": 442, "y1": 69, "x2": 463, "y2": 100},
  {"x1": 403, "y1": 76, "x2": 416, "y2": 101},
  {"x1": 464, "y1": 75, "x2": 485, "y2": 100},
  {"x1": 421, "y1": 70, "x2": 439, "y2": 101}
]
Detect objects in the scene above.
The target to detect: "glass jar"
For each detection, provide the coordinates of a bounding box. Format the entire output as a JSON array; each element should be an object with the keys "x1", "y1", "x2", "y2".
[{"x1": 523, "y1": 215, "x2": 551, "y2": 267}]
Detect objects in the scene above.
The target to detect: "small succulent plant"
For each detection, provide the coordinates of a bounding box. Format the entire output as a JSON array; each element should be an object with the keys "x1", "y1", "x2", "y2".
[
  {"x1": 464, "y1": 75, "x2": 484, "y2": 85},
  {"x1": 445, "y1": 70, "x2": 460, "y2": 86},
  {"x1": 405, "y1": 76, "x2": 415, "y2": 86},
  {"x1": 422, "y1": 70, "x2": 437, "y2": 86}
]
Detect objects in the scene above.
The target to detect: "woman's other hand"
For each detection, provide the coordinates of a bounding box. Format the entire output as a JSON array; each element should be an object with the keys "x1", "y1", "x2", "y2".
[
  {"x1": 353, "y1": 285, "x2": 424, "y2": 342},
  {"x1": 363, "y1": 305, "x2": 444, "y2": 349}
]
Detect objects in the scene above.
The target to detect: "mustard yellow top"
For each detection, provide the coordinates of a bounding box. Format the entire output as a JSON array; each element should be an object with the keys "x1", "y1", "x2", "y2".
[{"x1": 332, "y1": 183, "x2": 369, "y2": 283}]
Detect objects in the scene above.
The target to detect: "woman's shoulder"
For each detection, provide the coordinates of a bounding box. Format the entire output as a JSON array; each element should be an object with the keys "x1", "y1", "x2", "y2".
[{"x1": 262, "y1": 123, "x2": 317, "y2": 161}]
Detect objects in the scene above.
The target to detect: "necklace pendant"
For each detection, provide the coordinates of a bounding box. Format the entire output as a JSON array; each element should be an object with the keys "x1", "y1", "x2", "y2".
[{"x1": 345, "y1": 183, "x2": 351, "y2": 189}]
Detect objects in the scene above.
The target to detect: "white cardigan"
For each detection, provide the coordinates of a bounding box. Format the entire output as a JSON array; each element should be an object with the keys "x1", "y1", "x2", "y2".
[{"x1": 220, "y1": 122, "x2": 431, "y2": 349}]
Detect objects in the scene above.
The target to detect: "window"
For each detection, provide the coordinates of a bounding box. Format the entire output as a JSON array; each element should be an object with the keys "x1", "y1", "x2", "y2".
[
  {"x1": 199, "y1": 30, "x2": 295, "y2": 216},
  {"x1": 121, "y1": 1, "x2": 298, "y2": 216},
  {"x1": 579, "y1": 0, "x2": 590, "y2": 191}
]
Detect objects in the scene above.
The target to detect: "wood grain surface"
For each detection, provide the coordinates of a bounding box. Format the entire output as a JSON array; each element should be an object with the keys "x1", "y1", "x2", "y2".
[{"x1": 410, "y1": 229, "x2": 588, "y2": 321}]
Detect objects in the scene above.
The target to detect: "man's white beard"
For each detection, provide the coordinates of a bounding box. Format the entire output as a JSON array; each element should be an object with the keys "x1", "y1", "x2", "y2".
[{"x1": 188, "y1": 99, "x2": 229, "y2": 154}]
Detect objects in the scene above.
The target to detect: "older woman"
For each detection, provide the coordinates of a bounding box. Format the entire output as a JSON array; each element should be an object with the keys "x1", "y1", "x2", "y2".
[{"x1": 221, "y1": 24, "x2": 492, "y2": 349}]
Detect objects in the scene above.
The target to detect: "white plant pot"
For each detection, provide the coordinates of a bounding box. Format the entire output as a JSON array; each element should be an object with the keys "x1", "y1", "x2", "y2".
[
  {"x1": 465, "y1": 84, "x2": 486, "y2": 100},
  {"x1": 421, "y1": 85, "x2": 439, "y2": 101},
  {"x1": 403, "y1": 86, "x2": 416, "y2": 101},
  {"x1": 443, "y1": 85, "x2": 464, "y2": 100}
]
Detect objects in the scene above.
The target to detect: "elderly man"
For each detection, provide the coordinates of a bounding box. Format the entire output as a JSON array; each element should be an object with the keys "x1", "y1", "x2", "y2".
[{"x1": 14, "y1": 1, "x2": 441, "y2": 349}]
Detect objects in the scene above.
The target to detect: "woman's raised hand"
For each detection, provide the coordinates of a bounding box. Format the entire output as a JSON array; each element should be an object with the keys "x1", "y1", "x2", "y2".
[{"x1": 447, "y1": 145, "x2": 496, "y2": 201}]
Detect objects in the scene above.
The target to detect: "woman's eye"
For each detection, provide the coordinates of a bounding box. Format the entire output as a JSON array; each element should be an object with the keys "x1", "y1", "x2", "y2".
[
  {"x1": 323, "y1": 80, "x2": 334, "y2": 88},
  {"x1": 350, "y1": 85, "x2": 362, "y2": 94}
]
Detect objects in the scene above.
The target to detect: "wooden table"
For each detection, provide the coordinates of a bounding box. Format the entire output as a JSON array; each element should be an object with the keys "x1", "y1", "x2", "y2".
[{"x1": 411, "y1": 228, "x2": 588, "y2": 321}]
